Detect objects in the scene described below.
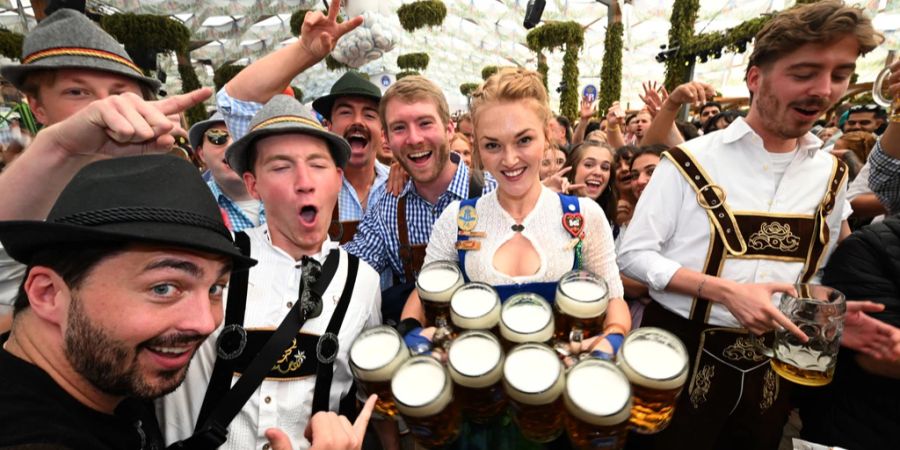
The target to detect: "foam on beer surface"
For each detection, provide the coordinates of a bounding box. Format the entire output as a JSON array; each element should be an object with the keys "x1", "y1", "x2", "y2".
[
  {"x1": 393, "y1": 359, "x2": 446, "y2": 411},
  {"x1": 502, "y1": 302, "x2": 550, "y2": 333},
  {"x1": 449, "y1": 334, "x2": 501, "y2": 377},
  {"x1": 351, "y1": 331, "x2": 401, "y2": 370},
  {"x1": 620, "y1": 339, "x2": 687, "y2": 389},
  {"x1": 503, "y1": 345, "x2": 562, "y2": 404},
  {"x1": 417, "y1": 266, "x2": 460, "y2": 299},
  {"x1": 565, "y1": 361, "x2": 632, "y2": 426},
  {"x1": 558, "y1": 279, "x2": 609, "y2": 318},
  {"x1": 452, "y1": 286, "x2": 496, "y2": 318}
]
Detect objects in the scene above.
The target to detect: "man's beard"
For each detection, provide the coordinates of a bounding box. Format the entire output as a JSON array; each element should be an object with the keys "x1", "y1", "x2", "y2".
[
  {"x1": 64, "y1": 296, "x2": 200, "y2": 400},
  {"x1": 756, "y1": 77, "x2": 830, "y2": 140}
]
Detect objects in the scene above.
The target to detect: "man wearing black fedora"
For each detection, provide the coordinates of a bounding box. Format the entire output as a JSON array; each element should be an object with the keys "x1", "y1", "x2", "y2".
[
  {"x1": 219, "y1": 5, "x2": 388, "y2": 247},
  {"x1": 0, "y1": 7, "x2": 208, "y2": 331},
  {"x1": 158, "y1": 94, "x2": 383, "y2": 450},
  {"x1": 0, "y1": 150, "x2": 255, "y2": 448}
]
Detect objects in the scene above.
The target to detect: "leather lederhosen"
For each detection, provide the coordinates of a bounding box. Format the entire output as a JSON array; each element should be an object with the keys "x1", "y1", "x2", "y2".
[
  {"x1": 328, "y1": 202, "x2": 359, "y2": 245},
  {"x1": 628, "y1": 147, "x2": 847, "y2": 450}
]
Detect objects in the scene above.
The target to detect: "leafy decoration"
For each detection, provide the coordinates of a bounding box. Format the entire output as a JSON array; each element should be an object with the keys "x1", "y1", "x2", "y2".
[
  {"x1": 213, "y1": 64, "x2": 246, "y2": 92},
  {"x1": 598, "y1": 21, "x2": 623, "y2": 116},
  {"x1": 481, "y1": 65, "x2": 499, "y2": 80},
  {"x1": 396, "y1": 71, "x2": 419, "y2": 80},
  {"x1": 0, "y1": 29, "x2": 24, "y2": 60},
  {"x1": 526, "y1": 21, "x2": 584, "y2": 121},
  {"x1": 460, "y1": 82, "x2": 479, "y2": 97},
  {"x1": 397, "y1": 53, "x2": 430, "y2": 71},
  {"x1": 397, "y1": 0, "x2": 447, "y2": 33}
]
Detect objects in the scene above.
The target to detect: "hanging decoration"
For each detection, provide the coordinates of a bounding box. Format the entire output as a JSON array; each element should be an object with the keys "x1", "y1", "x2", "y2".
[
  {"x1": 397, "y1": 71, "x2": 418, "y2": 80},
  {"x1": 0, "y1": 29, "x2": 24, "y2": 60},
  {"x1": 397, "y1": 0, "x2": 447, "y2": 33},
  {"x1": 290, "y1": 10, "x2": 312, "y2": 36},
  {"x1": 214, "y1": 64, "x2": 246, "y2": 92},
  {"x1": 598, "y1": 21, "x2": 623, "y2": 115},
  {"x1": 537, "y1": 52, "x2": 549, "y2": 92},
  {"x1": 481, "y1": 65, "x2": 499, "y2": 80},
  {"x1": 526, "y1": 21, "x2": 584, "y2": 121},
  {"x1": 331, "y1": 11, "x2": 398, "y2": 68},
  {"x1": 460, "y1": 82, "x2": 479, "y2": 97},
  {"x1": 397, "y1": 53, "x2": 430, "y2": 71}
]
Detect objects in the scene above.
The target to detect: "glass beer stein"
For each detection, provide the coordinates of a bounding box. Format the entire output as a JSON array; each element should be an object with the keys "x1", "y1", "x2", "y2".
[
  {"x1": 564, "y1": 358, "x2": 632, "y2": 450},
  {"x1": 416, "y1": 260, "x2": 463, "y2": 349},
  {"x1": 554, "y1": 270, "x2": 609, "y2": 342},
  {"x1": 391, "y1": 355, "x2": 462, "y2": 447},
  {"x1": 349, "y1": 326, "x2": 410, "y2": 417}
]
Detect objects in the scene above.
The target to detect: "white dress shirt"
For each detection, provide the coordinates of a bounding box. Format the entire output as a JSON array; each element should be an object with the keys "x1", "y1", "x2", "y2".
[
  {"x1": 158, "y1": 224, "x2": 382, "y2": 450},
  {"x1": 618, "y1": 118, "x2": 850, "y2": 327}
]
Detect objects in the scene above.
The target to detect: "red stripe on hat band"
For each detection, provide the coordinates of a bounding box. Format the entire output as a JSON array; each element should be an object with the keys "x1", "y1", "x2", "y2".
[
  {"x1": 23, "y1": 47, "x2": 144, "y2": 76},
  {"x1": 252, "y1": 116, "x2": 324, "y2": 131}
]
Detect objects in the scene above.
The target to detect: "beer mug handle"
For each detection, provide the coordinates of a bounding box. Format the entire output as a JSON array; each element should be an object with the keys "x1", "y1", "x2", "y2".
[
  {"x1": 750, "y1": 333, "x2": 775, "y2": 359},
  {"x1": 873, "y1": 67, "x2": 894, "y2": 108}
]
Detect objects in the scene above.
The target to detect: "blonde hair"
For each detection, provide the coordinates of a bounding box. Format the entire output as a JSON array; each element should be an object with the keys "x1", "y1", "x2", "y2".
[
  {"x1": 448, "y1": 132, "x2": 472, "y2": 150},
  {"x1": 469, "y1": 67, "x2": 552, "y2": 130},
  {"x1": 379, "y1": 75, "x2": 450, "y2": 130}
]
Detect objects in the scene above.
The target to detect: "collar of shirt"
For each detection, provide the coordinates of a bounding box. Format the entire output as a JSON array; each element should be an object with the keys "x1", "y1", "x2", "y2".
[
  {"x1": 256, "y1": 223, "x2": 339, "y2": 264},
  {"x1": 398, "y1": 157, "x2": 470, "y2": 202},
  {"x1": 720, "y1": 117, "x2": 822, "y2": 157}
]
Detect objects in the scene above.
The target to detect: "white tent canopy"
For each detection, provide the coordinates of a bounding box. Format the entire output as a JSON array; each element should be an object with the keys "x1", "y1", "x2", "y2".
[{"x1": 1, "y1": 0, "x2": 897, "y2": 113}]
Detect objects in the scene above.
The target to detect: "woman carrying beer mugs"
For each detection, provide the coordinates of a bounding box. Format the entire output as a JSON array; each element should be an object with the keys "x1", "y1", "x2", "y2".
[{"x1": 398, "y1": 67, "x2": 631, "y2": 447}]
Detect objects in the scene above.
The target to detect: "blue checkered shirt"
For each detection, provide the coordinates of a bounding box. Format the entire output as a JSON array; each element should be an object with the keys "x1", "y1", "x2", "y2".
[
  {"x1": 207, "y1": 180, "x2": 265, "y2": 232},
  {"x1": 343, "y1": 161, "x2": 496, "y2": 283},
  {"x1": 217, "y1": 89, "x2": 262, "y2": 142},
  {"x1": 869, "y1": 139, "x2": 900, "y2": 216},
  {"x1": 339, "y1": 162, "x2": 390, "y2": 220}
]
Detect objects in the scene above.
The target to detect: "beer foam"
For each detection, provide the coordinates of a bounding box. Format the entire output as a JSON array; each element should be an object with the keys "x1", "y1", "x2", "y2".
[
  {"x1": 565, "y1": 361, "x2": 632, "y2": 426},
  {"x1": 449, "y1": 335, "x2": 501, "y2": 377},
  {"x1": 561, "y1": 279, "x2": 607, "y2": 302},
  {"x1": 417, "y1": 267, "x2": 461, "y2": 294},
  {"x1": 504, "y1": 346, "x2": 560, "y2": 394},
  {"x1": 620, "y1": 339, "x2": 687, "y2": 390},
  {"x1": 502, "y1": 303, "x2": 550, "y2": 334},
  {"x1": 452, "y1": 287, "x2": 497, "y2": 318},
  {"x1": 351, "y1": 331, "x2": 401, "y2": 371},
  {"x1": 557, "y1": 278, "x2": 609, "y2": 319},
  {"x1": 392, "y1": 359, "x2": 446, "y2": 408}
]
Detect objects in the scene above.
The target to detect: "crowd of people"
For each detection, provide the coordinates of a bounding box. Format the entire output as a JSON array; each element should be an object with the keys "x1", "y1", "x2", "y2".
[{"x1": 0, "y1": 1, "x2": 899, "y2": 449}]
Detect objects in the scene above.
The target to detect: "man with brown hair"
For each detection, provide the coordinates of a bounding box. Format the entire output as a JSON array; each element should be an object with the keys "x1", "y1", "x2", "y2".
[{"x1": 619, "y1": 2, "x2": 888, "y2": 448}]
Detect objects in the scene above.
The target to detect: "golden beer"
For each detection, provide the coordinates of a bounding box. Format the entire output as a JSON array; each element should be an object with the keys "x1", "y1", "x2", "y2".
[
  {"x1": 554, "y1": 270, "x2": 609, "y2": 342},
  {"x1": 392, "y1": 356, "x2": 462, "y2": 448},
  {"x1": 450, "y1": 282, "x2": 501, "y2": 332},
  {"x1": 349, "y1": 326, "x2": 410, "y2": 417},
  {"x1": 617, "y1": 327, "x2": 688, "y2": 434},
  {"x1": 416, "y1": 261, "x2": 463, "y2": 327},
  {"x1": 503, "y1": 343, "x2": 565, "y2": 443},
  {"x1": 499, "y1": 293, "x2": 554, "y2": 350},
  {"x1": 447, "y1": 330, "x2": 507, "y2": 423},
  {"x1": 770, "y1": 348, "x2": 835, "y2": 386},
  {"x1": 564, "y1": 358, "x2": 632, "y2": 450}
]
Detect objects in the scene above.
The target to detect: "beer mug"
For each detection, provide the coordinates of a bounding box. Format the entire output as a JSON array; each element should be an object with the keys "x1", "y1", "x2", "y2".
[
  {"x1": 450, "y1": 282, "x2": 501, "y2": 333},
  {"x1": 391, "y1": 355, "x2": 462, "y2": 448},
  {"x1": 503, "y1": 343, "x2": 566, "y2": 443},
  {"x1": 349, "y1": 326, "x2": 409, "y2": 417},
  {"x1": 755, "y1": 284, "x2": 846, "y2": 387},
  {"x1": 499, "y1": 293, "x2": 555, "y2": 350},
  {"x1": 616, "y1": 327, "x2": 688, "y2": 434},
  {"x1": 873, "y1": 50, "x2": 896, "y2": 112},
  {"x1": 447, "y1": 330, "x2": 507, "y2": 423},
  {"x1": 564, "y1": 358, "x2": 632, "y2": 450},
  {"x1": 554, "y1": 270, "x2": 609, "y2": 342},
  {"x1": 416, "y1": 260, "x2": 463, "y2": 348}
]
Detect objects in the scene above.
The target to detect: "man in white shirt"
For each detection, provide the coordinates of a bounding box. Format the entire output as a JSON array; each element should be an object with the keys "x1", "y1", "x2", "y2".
[
  {"x1": 158, "y1": 94, "x2": 382, "y2": 450},
  {"x1": 618, "y1": 2, "x2": 882, "y2": 449}
]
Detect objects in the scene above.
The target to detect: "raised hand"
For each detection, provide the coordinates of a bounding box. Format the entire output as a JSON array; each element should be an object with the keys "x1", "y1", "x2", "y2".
[
  {"x1": 265, "y1": 395, "x2": 377, "y2": 450},
  {"x1": 606, "y1": 101, "x2": 625, "y2": 129},
  {"x1": 579, "y1": 96, "x2": 597, "y2": 120},
  {"x1": 300, "y1": 4, "x2": 365, "y2": 60},
  {"x1": 666, "y1": 81, "x2": 716, "y2": 109},
  {"x1": 639, "y1": 81, "x2": 668, "y2": 118}
]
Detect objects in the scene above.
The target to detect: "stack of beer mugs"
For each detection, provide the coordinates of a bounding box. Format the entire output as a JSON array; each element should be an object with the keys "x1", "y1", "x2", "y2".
[{"x1": 347, "y1": 263, "x2": 691, "y2": 448}]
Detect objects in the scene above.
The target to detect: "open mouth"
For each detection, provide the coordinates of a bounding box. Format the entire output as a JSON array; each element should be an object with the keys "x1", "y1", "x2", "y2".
[
  {"x1": 299, "y1": 205, "x2": 318, "y2": 226},
  {"x1": 791, "y1": 106, "x2": 820, "y2": 120},
  {"x1": 501, "y1": 167, "x2": 526, "y2": 180},
  {"x1": 144, "y1": 343, "x2": 198, "y2": 370},
  {"x1": 346, "y1": 133, "x2": 369, "y2": 153},
  {"x1": 585, "y1": 179, "x2": 604, "y2": 189},
  {"x1": 407, "y1": 149, "x2": 433, "y2": 164}
]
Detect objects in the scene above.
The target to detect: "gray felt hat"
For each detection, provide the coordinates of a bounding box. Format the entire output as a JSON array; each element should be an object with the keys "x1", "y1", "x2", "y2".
[
  {"x1": 188, "y1": 112, "x2": 226, "y2": 150},
  {"x1": 0, "y1": 9, "x2": 161, "y2": 94},
  {"x1": 226, "y1": 95, "x2": 351, "y2": 175}
]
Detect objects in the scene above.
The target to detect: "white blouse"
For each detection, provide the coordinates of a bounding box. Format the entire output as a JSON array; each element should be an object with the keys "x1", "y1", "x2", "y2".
[{"x1": 425, "y1": 186, "x2": 625, "y2": 298}]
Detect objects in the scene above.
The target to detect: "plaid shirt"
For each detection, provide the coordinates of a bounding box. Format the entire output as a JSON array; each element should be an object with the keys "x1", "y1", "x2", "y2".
[
  {"x1": 869, "y1": 140, "x2": 900, "y2": 216},
  {"x1": 343, "y1": 159, "x2": 496, "y2": 283},
  {"x1": 207, "y1": 180, "x2": 265, "y2": 232}
]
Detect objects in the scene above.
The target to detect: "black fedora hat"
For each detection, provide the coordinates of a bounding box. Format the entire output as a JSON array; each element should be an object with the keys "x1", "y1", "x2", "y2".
[
  {"x1": 227, "y1": 94, "x2": 351, "y2": 175},
  {"x1": 0, "y1": 9, "x2": 161, "y2": 94},
  {"x1": 312, "y1": 71, "x2": 382, "y2": 122},
  {"x1": 0, "y1": 155, "x2": 255, "y2": 270}
]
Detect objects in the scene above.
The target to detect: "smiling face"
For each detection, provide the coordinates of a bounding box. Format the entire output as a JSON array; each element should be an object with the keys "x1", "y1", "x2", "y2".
[
  {"x1": 58, "y1": 245, "x2": 228, "y2": 400},
  {"x1": 243, "y1": 133, "x2": 342, "y2": 259},
  {"x1": 197, "y1": 123, "x2": 239, "y2": 185},
  {"x1": 28, "y1": 68, "x2": 145, "y2": 125},
  {"x1": 630, "y1": 152, "x2": 661, "y2": 199},
  {"x1": 384, "y1": 98, "x2": 453, "y2": 186},
  {"x1": 327, "y1": 96, "x2": 383, "y2": 170},
  {"x1": 573, "y1": 145, "x2": 614, "y2": 200},
  {"x1": 746, "y1": 34, "x2": 858, "y2": 147},
  {"x1": 476, "y1": 99, "x2": 546, "y2": 201}
]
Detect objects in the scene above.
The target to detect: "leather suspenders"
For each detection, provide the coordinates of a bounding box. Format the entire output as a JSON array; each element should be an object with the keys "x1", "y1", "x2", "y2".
[{"x1": 663, "y1": 146, "x2": 847, "y2": 324}]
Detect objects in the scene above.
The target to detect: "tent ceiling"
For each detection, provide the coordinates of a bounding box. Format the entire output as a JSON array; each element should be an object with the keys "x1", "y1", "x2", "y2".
[{"x1": 1, "y1": 0, "x2": 897, "y2": 112}]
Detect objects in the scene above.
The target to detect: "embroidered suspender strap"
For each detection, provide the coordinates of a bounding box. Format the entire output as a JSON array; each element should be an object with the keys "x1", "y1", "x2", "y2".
[
  {"x1": 311, "y1": 253, "x2": 360, "y2": 413},
  {"x1": 663, "y1": 147, "x2": 748, "y2": 256},
  {"x1": 800, "y1": 158, "x2": 848, "y2": 282},
  {"x1": 194, "y1": 231, "x2": 251, "y2": 432},
  {"x1": 397, "y1": 196, "x2": 416, "y2": 283},
  {"x1": 456, "y1": 198, "x2": 479, "y2": 282},
  {"x1": 175, "y1": 249, "x2": 341, "y2": 450}
]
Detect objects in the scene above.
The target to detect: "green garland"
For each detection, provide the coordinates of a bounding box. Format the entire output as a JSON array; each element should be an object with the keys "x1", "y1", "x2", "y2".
[
  {"x1": 101, "y1": 14, "x2": 190, "y2": 54},
  {"x1": 326, "y1": 54, "x2": 350, "y2": 71},
  {"x1": 537, "y1": 52, "x2": 549, "y2": 92},
  {"x1": 397, "y1": 0, "x2": 447, "y2": 33},
  {"x1": 460, "y1": 82, "x2": 479, "y2": 97},
  {"x1": 396, "y1": 71, "x2": 419, "y2": 80},
  {"x1": 598, "y1": 21, "x2": 623, "y2": 116},
  {"x1": 214, "y1": 64, "x2": 246, "y2": 92},
  {"x1": 177, "y1": 60, "x2": 206, "y2": 126},
  {"x1": 290, "y1": 10, "x2": 310, "y2": 36},
  {"x1": 481, "y1": 65, "x2": 499, "y2": 81},
  {"x1": 526, "y1": 21, "x2": 584, "y2": 121},
  {"x1": 397, "y1": 53, "x2": 430, "y2": 71},
  {"x1": 292, "y1": 86, "x2": 304, "y2": 102},
  {"x1": 0, "y1": 29, "x2": 24, "y2": 60},
  {"x1": 663, "y1": 0, "x2": 699, "y2": 91}
]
